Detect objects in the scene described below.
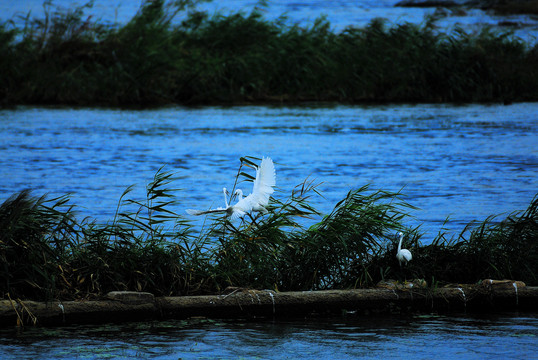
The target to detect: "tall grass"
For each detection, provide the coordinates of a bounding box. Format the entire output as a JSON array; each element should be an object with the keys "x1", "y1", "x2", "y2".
[
  {"x1": 1, "y1": 0, "x2": 537, "y2": 106},
  {"x1": 1, "y1": 160, "x2": 537, "y2": 301},
  {"x1": 357, "y1": 196, "x2": 538, "y2": 287}
]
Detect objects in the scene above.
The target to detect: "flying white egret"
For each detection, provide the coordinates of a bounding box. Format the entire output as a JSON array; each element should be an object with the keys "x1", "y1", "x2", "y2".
[
  {"x1": 186, "y1": 157, "x2": 276, "y2": 220},
  {"x1": 396, "y1": 232, "x2": 412, "y2": 267},
  {"x1": 234, "y1": 188, "x2": 244, "y2": 201}
]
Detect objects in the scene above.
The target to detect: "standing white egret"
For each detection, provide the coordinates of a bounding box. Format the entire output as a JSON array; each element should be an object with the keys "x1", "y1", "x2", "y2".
[
  {"x1": 396, "y1": 232, "x2": 412, "y2": 267},
  {"x1": 186, "y1": 157, "x2": 276, "y2": 220}
]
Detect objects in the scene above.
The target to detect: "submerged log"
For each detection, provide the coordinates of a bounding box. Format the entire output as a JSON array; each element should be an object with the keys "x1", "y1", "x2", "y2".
[{"x1": 0, "y1": 284, "x2": 536, "y2": 327}]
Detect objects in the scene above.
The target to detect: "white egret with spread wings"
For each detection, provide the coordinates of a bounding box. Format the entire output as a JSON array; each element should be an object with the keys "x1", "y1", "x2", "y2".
[{"x1": 186, "y1": 157, "x2": 276, "y2": 220}]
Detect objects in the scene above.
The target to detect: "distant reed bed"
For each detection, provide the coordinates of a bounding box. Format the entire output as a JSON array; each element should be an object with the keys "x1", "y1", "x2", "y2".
[
  {"x1": 1, "y1": 0, "x2": 537, "y2": 107},
  {"x1": 1, "y1": 159, "x2": 537, "y2": 301}
]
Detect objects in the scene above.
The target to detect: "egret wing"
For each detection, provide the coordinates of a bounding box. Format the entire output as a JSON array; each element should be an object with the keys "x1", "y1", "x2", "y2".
[
  {"x1": 186, "y1": 207, "x2": 226, "y2": 216},
  {"x1": 251, "y1": 157, "x2": 276, "y2": 207},
  {"x1": 229, "y1": 208, "x2": 247, "y2": 221}
]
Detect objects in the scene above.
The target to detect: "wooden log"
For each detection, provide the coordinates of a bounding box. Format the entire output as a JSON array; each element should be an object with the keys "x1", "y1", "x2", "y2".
[
  {"x1": 0, "y1": 285, "x2": 536, "y2": 327},
  {"x1": 0, "y1": 295, "x2": 157, "y2": 327}
]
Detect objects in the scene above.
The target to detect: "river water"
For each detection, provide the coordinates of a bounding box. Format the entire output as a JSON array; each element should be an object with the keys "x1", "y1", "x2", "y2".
[
  {"x1": 1, "y1": 2, "x2": 538, "y2": 358},
  {"x1": 1, "y1": 103, "x2": 537, "y2": 238},
  {"x1": 1, "y1": 313, "x2": 537, "y2": 359},
  {"x1": 2, "y1": 0, "x2": 538, "y2": 42}
]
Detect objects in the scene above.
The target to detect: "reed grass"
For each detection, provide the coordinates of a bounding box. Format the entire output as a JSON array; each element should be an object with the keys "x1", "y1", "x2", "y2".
[
  {"x1": 1, "y1": 161, "x2": 537, "y2": 301},
  {"x1": 352, "y1": 195, "x2": 538, "y2": 287},
  {"x1": 1, "y1": 0, "x2": 537, "y2": 106}
]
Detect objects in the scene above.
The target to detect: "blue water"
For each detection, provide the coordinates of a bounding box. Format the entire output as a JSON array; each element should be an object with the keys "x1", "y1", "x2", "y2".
[
  {"x1": 1, "y1": 104, "x2": 537, "y2": 238},
  {"x1": 1, "y1": 313, "x2": 537, "y2": 359},
  {"x1": 1, "y1": 2, "x2": 538, "y2": 357},
  {"x1": 2, "y1": 0, "x2": 538, "y2": 42}
]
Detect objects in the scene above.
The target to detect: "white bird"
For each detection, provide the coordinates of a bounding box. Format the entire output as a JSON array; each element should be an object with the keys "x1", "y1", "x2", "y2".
[
  {"x1": 396, "y1": 231, "x2": 412, "y2": 267},
  {"x1": 186, "y1": 157, "x2": 276, "y2": 220}
]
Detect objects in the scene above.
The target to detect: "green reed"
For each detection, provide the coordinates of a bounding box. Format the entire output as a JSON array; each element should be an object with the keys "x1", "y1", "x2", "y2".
[
  {"x1": 1, "y1": 160, "x2": 537, "y2": 301},
  {"x1": 1, "y1": 0, "x2": 537, "y2": 107},
  {"x1": 358, "y1": 196, "x2": 538, "y2": 287}
]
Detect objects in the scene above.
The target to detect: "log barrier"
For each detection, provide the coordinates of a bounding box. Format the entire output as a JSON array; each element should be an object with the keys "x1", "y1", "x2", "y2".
[{"x1": 0, "y1": 280, "x2": 535, "y2": 327}]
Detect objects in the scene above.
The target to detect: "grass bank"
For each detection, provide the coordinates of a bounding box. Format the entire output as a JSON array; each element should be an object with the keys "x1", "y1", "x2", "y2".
[
  {"x1": 1, "y1": 0, "x2": 537, "y2": 107},
  {"x1": 480, "y1": 0, "x2": 538, "y2": 15},
  {"x1": 1, "y1": 159, "x2": 537, "y2": 301}
]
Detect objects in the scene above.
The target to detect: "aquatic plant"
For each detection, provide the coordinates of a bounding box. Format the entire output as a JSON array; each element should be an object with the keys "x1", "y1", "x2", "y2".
[
  {"x1": 279, "y1": 186, "x2": 417, "y2": 290},
  {"x1": 0, "y1": 190, "x2": 78, "y2": 299},
  {"x1": 1, "y1": 0, "x2": 537, "y2": 106},
  {"x1": 1, "y1": 159, "x2": 536, "y2": 301},
  {"x1": 358, "y1": 196, "x2": 538, "y2": 287},
  {"x1": 457, "y1": 195, "x2": 538, "y2": 284}
]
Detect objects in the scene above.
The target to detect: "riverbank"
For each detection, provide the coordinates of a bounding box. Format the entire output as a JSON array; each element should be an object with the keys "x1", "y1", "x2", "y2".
[
  {"x1": 2, "y1": 280, "x2": 535, "y2": 327},
  {"x1": 1, "y1": 0, "x2": 537, "y2": 107}
]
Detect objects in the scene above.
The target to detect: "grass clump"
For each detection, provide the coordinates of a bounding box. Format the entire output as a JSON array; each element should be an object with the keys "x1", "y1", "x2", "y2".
[
  {"x1": 0, "y1": 191, "x2": 77, "y2": 300},
  {"x1": 357, "y1": 196, "x2": 538, "y2": 287},
  {"x1": 1, "y1": 159, "x2": 537, "y2": 301},
  {"x1": 1, "y1": 0, "x2": 537, "y2": 106}
]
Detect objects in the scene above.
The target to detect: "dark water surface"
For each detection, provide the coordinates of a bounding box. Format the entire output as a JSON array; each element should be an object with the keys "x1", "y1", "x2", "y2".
[
  {"x1": 1, "y1": 313, "x2": 537, "y2": 359},
  {"x1": 1, "y1": 104, "x2": 537, "y2": 238}
]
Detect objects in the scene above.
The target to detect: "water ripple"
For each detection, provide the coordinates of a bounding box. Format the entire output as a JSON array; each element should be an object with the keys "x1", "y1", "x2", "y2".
[{"x1": 0, "y1": 103, "x2": 537, "y2": 237}]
